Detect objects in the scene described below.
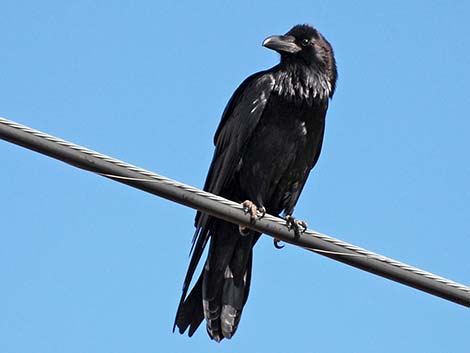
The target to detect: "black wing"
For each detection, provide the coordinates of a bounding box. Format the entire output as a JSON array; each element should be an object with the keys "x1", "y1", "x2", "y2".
[
  {"x1": 204, "y1": 71, "x2": 275, "y2": 196},
  {"x1": 174, "y1": 70, "x2": 276, "y2": 330}
]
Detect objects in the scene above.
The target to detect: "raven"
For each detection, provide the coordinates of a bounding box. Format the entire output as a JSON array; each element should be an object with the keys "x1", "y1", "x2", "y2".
[{"x1": 174, "y1": 24, "x2": 337, "y2": 341}]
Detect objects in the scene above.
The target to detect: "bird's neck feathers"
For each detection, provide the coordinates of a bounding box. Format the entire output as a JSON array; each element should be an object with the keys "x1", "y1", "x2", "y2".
[{"x1": 273, "y1": 61, "x2": 333, "y2": 104}]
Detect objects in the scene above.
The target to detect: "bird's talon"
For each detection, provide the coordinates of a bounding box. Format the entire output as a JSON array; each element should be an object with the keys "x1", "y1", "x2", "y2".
[
  {"x1": 258, "y1": 206, "x2": 266, "y2": 219},
  {"x1": 239, "y1": 225, "x2": 250, "y2": 236},
  {"x1": 273, "y1": 238, "x2": 284, "y2": 249},
  {"x1": 285, "y1": 215, "x2": 294, "y2": 229},
  {"x1": 242, "y1": 201, "x2": 251, "y2": 214},
  {"x1": 298, "y1": 220, "x2": 308, "y2": 233}
]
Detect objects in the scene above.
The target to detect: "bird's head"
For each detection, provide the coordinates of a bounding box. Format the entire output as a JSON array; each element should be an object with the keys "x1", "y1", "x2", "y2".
[{"x1": 263, "y1": 24, "x2": 337, "y2": 95}]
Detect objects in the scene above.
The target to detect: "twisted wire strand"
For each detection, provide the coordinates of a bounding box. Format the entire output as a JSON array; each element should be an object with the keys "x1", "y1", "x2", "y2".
[{"x1": 1, "y1": 117, "x2": 468, "y2": 294}]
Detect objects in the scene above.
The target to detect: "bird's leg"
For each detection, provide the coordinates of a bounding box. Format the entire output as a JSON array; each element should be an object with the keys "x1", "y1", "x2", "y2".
[{"x1": 239, "y1": 200, "x2": 266, "y2": 235}]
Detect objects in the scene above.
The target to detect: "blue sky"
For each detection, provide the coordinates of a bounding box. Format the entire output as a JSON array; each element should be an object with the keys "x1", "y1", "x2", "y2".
[{"x1": 1, "y1": 1, "x2": 469, "y2": 352}]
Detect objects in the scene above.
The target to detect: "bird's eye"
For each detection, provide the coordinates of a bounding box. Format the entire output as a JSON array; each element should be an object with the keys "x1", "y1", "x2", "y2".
[{"x1": 301, "y1": 38, "x2": 310, "y2": 47}]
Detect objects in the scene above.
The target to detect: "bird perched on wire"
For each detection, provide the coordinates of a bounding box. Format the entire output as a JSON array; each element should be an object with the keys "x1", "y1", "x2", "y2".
[{"x1": 174, "y1": 24, "x2": 337, "y2": 342}]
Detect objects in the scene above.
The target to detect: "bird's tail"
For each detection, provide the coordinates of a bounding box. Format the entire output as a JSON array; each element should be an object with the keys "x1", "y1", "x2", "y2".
[
  {"x1": 175, "y1": 221, "x2": 255, "y2": 342},
  {"x1": 204, "y1": 247, "x2": 253, "y2": 341},
  {"x1": 174, "y1": 273, "x2": 205, "y2": 337}
]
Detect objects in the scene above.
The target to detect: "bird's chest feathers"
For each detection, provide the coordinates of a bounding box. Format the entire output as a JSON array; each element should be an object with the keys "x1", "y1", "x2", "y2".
[
  {"x1": 259, "y1": 97, "x2": 323, "y2": 150},
  {"x1": 273, "y1": 67, "x2": 331, "y2": 103}
]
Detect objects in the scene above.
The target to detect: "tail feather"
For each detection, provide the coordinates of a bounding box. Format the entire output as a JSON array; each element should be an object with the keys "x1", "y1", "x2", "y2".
[
  {"x1": 173, "y1": 216, "x2": 212, "y2": 335},
  {"x1": 175, "y1": 220, "x2": 258, "y2": 341},
  {"x1": 174, "y1": 274, "x2": 204, "y2": 336},
  {"x1": 220, "y1": 254, "x2": 252, "y2": 338},
  {"x1": 201, "y1": 222, "x2": 239, "y2": 341}
]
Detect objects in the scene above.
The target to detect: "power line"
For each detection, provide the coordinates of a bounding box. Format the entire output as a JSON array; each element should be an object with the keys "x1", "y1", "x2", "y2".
[{"x1": 0, "y1": 116, "x2": 469, "y2": 307}]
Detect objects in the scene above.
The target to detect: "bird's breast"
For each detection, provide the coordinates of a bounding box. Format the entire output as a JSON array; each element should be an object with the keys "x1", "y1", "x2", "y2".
[{"x1": 272, "y1": 68, "x2": 332, "y2": 104}]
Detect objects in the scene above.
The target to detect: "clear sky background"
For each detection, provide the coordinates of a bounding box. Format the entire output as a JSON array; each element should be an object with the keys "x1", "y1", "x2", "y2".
[{"x1": 1, "y1": 1, "x2": 469, "y2": 352}]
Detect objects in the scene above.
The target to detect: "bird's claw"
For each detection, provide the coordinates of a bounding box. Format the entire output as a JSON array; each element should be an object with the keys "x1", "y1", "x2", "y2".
[
  {"x1": 239, "y1": 200, "x2": 266, "y2": 235},
  {"x1": 273, "y1": 239, "x2": 285, "y2": 249},
  {"x1": 285, "y1": 215, "x2": 308, "y2": 237},
  {"x1": 239, "y1": 225, "x2": 250, "y2": 236}
]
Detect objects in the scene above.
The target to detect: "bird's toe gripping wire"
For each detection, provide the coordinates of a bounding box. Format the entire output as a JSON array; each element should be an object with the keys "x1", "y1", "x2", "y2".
[
  {"x1": 286, "y1": 214, "x2": 308, "y2": 236},
  {"x1": 274, "y1": 215, "x2": 308, "y2": 249},
  {"x1": 239, "y1": 200, "x2": 266, "y2": 235}
]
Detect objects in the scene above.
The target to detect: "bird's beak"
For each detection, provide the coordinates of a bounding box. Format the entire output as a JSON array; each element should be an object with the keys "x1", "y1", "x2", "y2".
[{"x1": 262, "y1": 35, "x2": 301, "y2": 54}]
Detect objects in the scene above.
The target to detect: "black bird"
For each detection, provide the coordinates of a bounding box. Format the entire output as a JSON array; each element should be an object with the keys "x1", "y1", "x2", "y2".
[{"x1": 174, "y1": 24, "x2": 337, "y2": 341}]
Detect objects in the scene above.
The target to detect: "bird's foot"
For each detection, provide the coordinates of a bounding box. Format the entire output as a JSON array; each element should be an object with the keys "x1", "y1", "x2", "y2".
[
  {"x1": 285, "y1": 215, "x2": 308, "y2": 238},
  {"x1": 239, "y1": 200, "x2": 266, "y2": 235},
  {"x1": 273, "y1": 215, "x2": 307, "y2": 249},
  {"x1": 242, "y1": 200, "x2": 266, "y2": 221}
]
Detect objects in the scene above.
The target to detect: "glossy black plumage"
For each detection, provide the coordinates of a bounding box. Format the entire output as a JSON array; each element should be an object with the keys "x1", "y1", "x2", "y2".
[{"x1": 174, "y1": 24, "x2": 337, "y2": 341}]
